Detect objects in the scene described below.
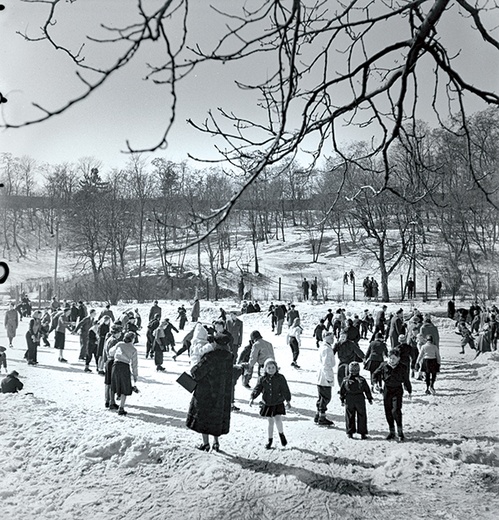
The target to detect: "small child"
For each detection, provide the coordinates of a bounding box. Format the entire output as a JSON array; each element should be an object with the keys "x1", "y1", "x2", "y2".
[
  {"x1": 313, "y1": 319, "x2": 326, "y2": 348},
  {"x1": 339, "y1": 361, "x2": 373, "y2": 439},
  {"x1": 0, "y1": 346, "x2": 8, "y2": 374},
  {"x1": 455, "y1": 319, "x2": 475, "y2": 354},
  {"x1": 249, "y1": 358, "x2": 291, "y2": 449},
  {"x1": 287, "y1": 317, "x2": 303, "y2": 368}
]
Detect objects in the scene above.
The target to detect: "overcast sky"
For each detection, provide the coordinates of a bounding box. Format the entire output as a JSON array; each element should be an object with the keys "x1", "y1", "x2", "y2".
[{"x1": 1, "y1": 1, "x2": 498, "y2": 173}]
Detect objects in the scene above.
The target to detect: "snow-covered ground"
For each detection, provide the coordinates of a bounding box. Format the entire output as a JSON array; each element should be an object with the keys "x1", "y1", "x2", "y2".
[{"x1": 1, "y1": 299, "x2": 498, "y2": 520}]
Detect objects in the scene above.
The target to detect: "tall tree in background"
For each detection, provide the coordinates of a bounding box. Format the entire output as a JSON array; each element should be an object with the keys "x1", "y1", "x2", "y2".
[{"x1": 7, "y1": 1, "x2": 499, "y2": 246}]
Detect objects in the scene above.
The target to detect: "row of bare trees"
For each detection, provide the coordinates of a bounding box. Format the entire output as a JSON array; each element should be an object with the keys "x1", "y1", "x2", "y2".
[{"x1": 1, "y1": 109, "x2": 499, "y2": 301}]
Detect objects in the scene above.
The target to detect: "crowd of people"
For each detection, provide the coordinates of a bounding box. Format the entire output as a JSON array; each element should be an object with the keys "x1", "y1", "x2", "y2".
[{"x1": 2, "y1": 294, "x2": 497, "y2": 451}]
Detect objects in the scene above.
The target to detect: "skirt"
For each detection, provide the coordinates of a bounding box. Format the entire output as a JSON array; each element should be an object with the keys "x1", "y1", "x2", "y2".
[
  {"x1": 421, "y1": 358, "x2": 440, "y2": 374},
  {"x1": 104, "y1": 358, "x2": 114, "y2": 385},
  {"x1": 111, "y1": 361, "x2": 133, "y2": 396},
  {"x1": 364, "y1": 359, "x2": 382, "y2": 373},
  {"x1": 54, "y1": 331, "x2": 65, "y2": 350},
  {"x1": 259, "y1": 403, "x2": 286, "y2": 417}
]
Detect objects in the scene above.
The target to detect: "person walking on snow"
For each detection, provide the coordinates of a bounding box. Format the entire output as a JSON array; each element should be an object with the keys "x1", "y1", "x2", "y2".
[
  {"x1": 315, "y1": 332, "x2": 336, "y2": 426},
  {"x1": 373, "y1": 349, "x2": 412, "y2": 441},
  {"x1": 4, "y1": 303, "x2": 19, "y2": 348},
  {"x1": 249, "y1": 358, "x2": 291, "y2": 450},
  {"x1": 339, "y1": 361, "x2": 373, "y2": 439}
]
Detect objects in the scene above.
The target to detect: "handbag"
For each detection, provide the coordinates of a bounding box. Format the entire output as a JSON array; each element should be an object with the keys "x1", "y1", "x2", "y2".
[{"x1": 176, "y1": 372, "x2": 197, "y2": 393}]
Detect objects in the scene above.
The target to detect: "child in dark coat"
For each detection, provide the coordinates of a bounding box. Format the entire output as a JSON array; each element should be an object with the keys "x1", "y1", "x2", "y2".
[
  {"x1": 339, "y1": 362, "x2": 373, "y2": 439},
  {"x1": 250, "y1": 358, "x2": 291, "y2": 449},
  {"x1": 313, "y1": 319, "x2": 326, "y2": 348}
]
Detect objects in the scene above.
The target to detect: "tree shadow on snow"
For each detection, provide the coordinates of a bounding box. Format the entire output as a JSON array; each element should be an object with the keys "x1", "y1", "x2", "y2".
[
  {"x1": 224, "y1": 453, "x2": 398, "y2": 497},
  {"x1": 126, "y1": 403, "x2": 187, "y2": 428},
  {"x1": 36, "y1": 363, "x2": 87, "y2": 374},
  {"x1": 294, "y1": 447, "x2": 378, "y2": 469}
]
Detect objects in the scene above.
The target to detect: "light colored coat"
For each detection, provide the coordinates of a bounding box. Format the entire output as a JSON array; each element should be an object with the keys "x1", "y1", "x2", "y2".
[
  {"x1": 189, "y1": 323, "x2": 213, "y2": 367},
  {"x1": 248, "y1": 338, "x2": 275, "y2": 370},
  {"x1": 317, "y1": 340, "x2": 336, "y2": 386},
  {"x1": 109, "y1": 341, "x2": 138, "y2": 381}
]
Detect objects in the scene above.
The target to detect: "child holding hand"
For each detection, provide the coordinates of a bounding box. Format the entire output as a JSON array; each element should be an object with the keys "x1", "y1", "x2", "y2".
[
  {"x1": 249, "y1": 358, "x2": 291, "y2": 449},
  {"x1": 339, "y1": 361, "x2": 373, "y2": 439}
]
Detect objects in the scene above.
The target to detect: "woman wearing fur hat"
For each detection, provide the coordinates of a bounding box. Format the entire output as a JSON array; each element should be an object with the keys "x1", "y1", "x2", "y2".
[
  {"x1": 186, "y1": 332, "x2": 233, "y2": 452},
  {"x1": 339, "y1": 361, "x2": 373, "y2": 439},
  {"x1": 249, "y1": 358, "x2": 291, "y2": 449}
]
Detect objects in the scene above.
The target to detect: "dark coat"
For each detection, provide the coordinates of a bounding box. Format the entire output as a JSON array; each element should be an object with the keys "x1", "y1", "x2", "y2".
[
  {"x1": 333, "y1": 339, "x2": 365, "y2": 365},
  {"x1": 1, "y1": 374, "x2": 23, "y2": 393},
  {"x1": 250, "y1": 372, "x2": 291, "y2": 406},
  {"x1": 186, "y1": 347, "x2": 233, "y2": 436}
]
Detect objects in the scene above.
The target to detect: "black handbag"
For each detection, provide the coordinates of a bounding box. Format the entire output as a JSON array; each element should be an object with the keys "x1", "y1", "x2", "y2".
[{"x1": 176, "y1": 372, "x2": 197, "y2": 393}]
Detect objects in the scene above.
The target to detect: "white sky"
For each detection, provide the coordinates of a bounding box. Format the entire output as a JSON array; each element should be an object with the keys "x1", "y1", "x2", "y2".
[{"x1": 1, "y1": 1, "x2": 498, "y2": 173}]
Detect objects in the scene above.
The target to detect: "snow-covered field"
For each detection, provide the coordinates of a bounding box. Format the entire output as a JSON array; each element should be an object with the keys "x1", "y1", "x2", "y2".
[{"x1": 1, "y1": 299, "x2": 498, "y2": 520}]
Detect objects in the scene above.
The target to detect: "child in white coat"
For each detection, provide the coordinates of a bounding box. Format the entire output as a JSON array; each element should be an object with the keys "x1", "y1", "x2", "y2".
[{"x1": 315, "y1": 332, "x2": 336, "y2": 426}]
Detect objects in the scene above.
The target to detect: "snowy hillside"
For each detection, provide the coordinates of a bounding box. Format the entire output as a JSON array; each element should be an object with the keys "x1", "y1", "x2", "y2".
[{"x1": 1, "y1": 299, "x2": 498, "y2": 520}]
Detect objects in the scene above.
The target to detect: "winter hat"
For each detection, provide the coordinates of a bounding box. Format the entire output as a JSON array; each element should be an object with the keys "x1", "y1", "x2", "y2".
[
  {"x1": 9, "y1": 370, "x2": 19, "y2": 377},
  {"x1": 124, "y1": 332, "x2": 136, "y2": 343},
  {"x1": 323, "y1": 332, "x2": 335, "y2": 344},
  {"x1": 0, "y1": 346, "x2": 6, "y2": 353},
  {"x1": 192, "y1": 323, "x2": 209, "y2": 343},
  {"x1": 349, "y1": 362, "x2": 360, "y2": 375},
  {"x1": 398, "y1": 334, "x2": 406, "y2": 342},
  {"x1": 250, "y1": 330, "x2": 262, "y2": 341}
]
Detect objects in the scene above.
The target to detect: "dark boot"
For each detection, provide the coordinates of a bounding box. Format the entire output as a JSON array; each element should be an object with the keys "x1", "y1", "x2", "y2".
[
  {"x1": 279, "y1": 432, "x2": 288, "y2": 446},
  {"x1": 386, "y1": 428, "x2": 396, "y2": 440},
  {"x1": 265, "y1": 438, "x2": 273, "y2": 449},
  {"x1": 397, "y1": 427, "x2": 405, "y2": 441}
]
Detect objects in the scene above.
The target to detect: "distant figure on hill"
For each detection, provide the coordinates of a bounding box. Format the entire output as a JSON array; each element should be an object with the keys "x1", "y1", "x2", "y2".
[
  {"x1": 191, "y1": 298, "x2": 200, "y2": 322},
  {"x1": 302, "y1": 278, "x2": 310, "y2": 301},
  {"x1": 149, "y1": 300, "x2": 162, "y2": 322},
  {"x1": 4, "y1": 303, "x2": 19, "y2": 348},
  {"x1": 238, "y1": 277, "x2": 245, "y2": 301},
  {"x1": 311, "y1": 279, "x2": 318, "y2": 301},
  {"x1": 435, "y1": 278, "x2": 443, "y2": 299},
  {"x1": 406, "y1": 278, "x2": 415, "y2": 299}
]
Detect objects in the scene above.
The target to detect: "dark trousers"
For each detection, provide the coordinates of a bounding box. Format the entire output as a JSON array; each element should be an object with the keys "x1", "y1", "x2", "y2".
[
  {"x1": 425, "y1": 371, "x2": 437, "y2": 389},
  {"x1": 26, "y1": 334, "x2": 38, "y2": 363},
  {"x1": 243, "y1": 364, "x2": 262, "y2": 386},
  {"x1": 86, "y1": 344, "x2": 98, "y2": 367},
  {"x1": 276, "y1": 319, "x2": 284, "y2": 335},
  {"x1": 360, "y1": 322, "x2": 369, "y2": 339},
  {"x1": 345, "y1": 396, "x2": 368, "y2": 435},
  {"x1": 175, "y1": 343, "x2": 190, "y2": 358},
  {"x1": 333, "y1": 321, "x2": 342, "y2": 338},
  {"x1": 316, "y1": 385, "x2": 332, "y2": 413},
  {"x1": 337, "y1": 363, "x2": 349, "y2": 387},
  {"x1": 383, "y1": 386, "x2": 403, "y2": 430},
  {"x1": 79, "y1": 335, "x2": 88, "y2": 359},
  {"x1": 154, "y1": 347, "x2": 164, "y2": 367},
  {"x1": 289, "y1": 337, "x2": 299, "y2": 363},
  {"x1": 231, "y1": 365, "x2": 243, "y2": 403}
]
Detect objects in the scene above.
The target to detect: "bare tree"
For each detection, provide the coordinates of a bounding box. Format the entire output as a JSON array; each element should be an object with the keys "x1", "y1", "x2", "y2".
[{"x1": 8, "y1": 1, "x2": 499, "y2": 247}]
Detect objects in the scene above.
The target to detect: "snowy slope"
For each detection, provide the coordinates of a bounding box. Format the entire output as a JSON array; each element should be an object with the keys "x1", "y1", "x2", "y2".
[{"x1": 1, "y1": 300, "x2": 498, "y2": 520}]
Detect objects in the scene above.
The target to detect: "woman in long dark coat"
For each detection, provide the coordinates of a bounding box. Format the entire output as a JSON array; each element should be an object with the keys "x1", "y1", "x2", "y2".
[{"x1": 186, "y1": 332, "x2": 233, "y2": 452}]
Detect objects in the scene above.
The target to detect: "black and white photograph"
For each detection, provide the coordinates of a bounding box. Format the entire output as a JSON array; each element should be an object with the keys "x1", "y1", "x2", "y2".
[{"x1": 1, "y1": 1, "x2": 499, "y2": 519}]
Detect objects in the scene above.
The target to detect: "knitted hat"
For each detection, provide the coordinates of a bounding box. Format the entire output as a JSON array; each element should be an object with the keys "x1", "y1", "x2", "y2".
[{"x1": 349, "y1": 361, "x2": 360, "y2": 375}]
